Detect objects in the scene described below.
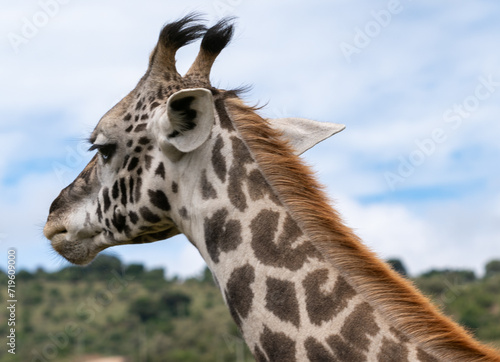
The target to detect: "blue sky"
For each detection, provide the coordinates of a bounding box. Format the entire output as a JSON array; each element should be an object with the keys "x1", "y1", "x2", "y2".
[{"x1": 1, "y1": 0, "x2": 499, "y2": 277}]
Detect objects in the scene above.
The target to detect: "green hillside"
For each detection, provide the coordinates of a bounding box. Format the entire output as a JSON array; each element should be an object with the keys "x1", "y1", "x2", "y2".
[{"x1": 1, "y1": 255, "x2": 499, "y2": 361}]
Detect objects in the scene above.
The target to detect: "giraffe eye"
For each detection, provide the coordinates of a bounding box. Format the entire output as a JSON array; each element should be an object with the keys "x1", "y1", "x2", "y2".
[{"x1": 89, "y1": 144, "x2": 116, "y2": 163}]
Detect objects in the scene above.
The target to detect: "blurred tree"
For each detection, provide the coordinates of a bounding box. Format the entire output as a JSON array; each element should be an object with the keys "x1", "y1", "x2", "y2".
[
  {"x1": 24, "y1": 283, "x2": 44, "y2": 305},
  {"x1": 35, "y1": 266, "x2": 47, "y2": 279},
  {"x1": 161, "y1": 291, "x2": 192, "y2": 317},
  {"x1": 130, "y1": 296, "x2": 158, "y2": 322},
  {"x1": 85, "y1": 254, "x2": 123, "y2": 276},
  {"x1": 52, "y1": 266, "x2": 83, "y2": 281},
  {"x1": 485, "y1": 260, "x2": 500, "y2": 278},
  {"x1": 199, "y1": 266, "x2": 215, "y2": 285},
  {"x1": 144, "y1": 268, "x2": 166, "y2": 281},
  {"x1": 6, "y1": 254, "x2": 498, "y2": 361},
  {"x1": 125, "y1": 263, "x2": 145, "y2": 278},
  {"x1": 420, "y1": 269, "x2": 476, "y2": 283},
  {"x1": 17, "y1": 269, "x2": 35, "y2": 281},
  {"x1": 386, "y1": 258, "x2": 408, "y2": 276}
]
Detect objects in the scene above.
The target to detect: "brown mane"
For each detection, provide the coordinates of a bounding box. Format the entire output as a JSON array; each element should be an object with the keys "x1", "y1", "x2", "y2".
[{"x1": 226, "y1": 96, "x2": 500, "y2": 362}]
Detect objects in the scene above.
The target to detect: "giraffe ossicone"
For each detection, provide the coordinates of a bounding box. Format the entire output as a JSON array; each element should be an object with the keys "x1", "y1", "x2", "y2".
[{"x1": 44, "y1": 14, "x2": 500, "y2": 362}]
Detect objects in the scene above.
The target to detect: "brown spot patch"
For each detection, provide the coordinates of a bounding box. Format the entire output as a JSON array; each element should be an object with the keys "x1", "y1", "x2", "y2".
[
  {"x1": 327, "y1": 334, "x2": 367, "y2": 361},
  {"x1": 135, "y1": 99, "x2": 143, "y2": 110},
  {"x1": 148, "y1": 190, "x2": 171, "y2": 212},
  {"x1": 254, "y1": 346, "x2": 267, "y2": 362},
  {"x1": 119, "y1": 178, "x2": 127, "y2": 206},
  {"x1": 156, "y1": 86, "x2": 164, "y2": 100},
  {"x1": 224, "y1": 264, "x2": 255, "y2": 328},
  {"x1": 112, "y1": 180, "x2": 119, "y2": 199},
  {"x1": 279, "y1": 215, "x2": 303, "y2": 245},
  {"x1": 265, "y1": 277, "x2": 300, "y2": 327},
  {"x1": 134, "y1": 123, "x2": 147, "y2": 132},
  {"x1": 341, "y1": 302, "x2": 379, "y2": 351},
  {"x1": 389, "y1": 327, "x2": 410, "y2": 343},
  {"x1": 302, "y1": 269, "x2": 356, "y2": 325},
  {"x1": 127, "y1": 157, "x2": 139, "y2": 171},
  {"x1": 215, "y1": 97, "x2": 235, "y2": 131},
  {"x1": 211, "y1": 135, "x2": 227, "y2": 182},
  {"x1": 377, "y1": 337, "x2": 409, "y2": 362},
  {"x1": 228, "y1": 164, "x2": 247, "y2": 211},
  {"x1": 135, "y1": 177, "x2": 142, "y2": 203},
  {"x1": 260, "y1": 326, "x2": 296, "y2": 362},
  {"x1": 122, "y1": 155, "x2": 130, "y2": 169},
  {"x1": 231, "y1": 135, "x2": 254, "y2": 164},
  {"x1": 416, "y1": 348, "x2": 439, "y2": 362},
  {"x1": 204, "y1": 209, "x2": 242, "y2": 263},
  {"x1": 96, "y1": 200, "x2": 103, "y2": 222},
  {"x1": 171, "y1": 181, "x2": 178, "y2": 194},
  {"x1": 128, "y1": 211, "x2": 138, "y2": 224},
  {"x1": 102, "y1": 187, "x2": 111, "y2": 212},
  {"x1": 179, "y1": 207, "x2": 188, "y2": 219},
  {"x1": 251, "y1": 210, "x2": 323, "y2": 271},
  {"x1": 128, "y1": 178, "x2": 134, "y2": 203},
  {"x1": 139, "y1": 206, "x2": 160, "y2": 224},
  {"x1": 201, "y1": 169, "x2": 217, "y2": 200},
  {"x1": 144, "y1": 155, "x2": 152, "y2": 171},
  {"x1": 227, "y1": 136, "x2": 255, "y2": 212},
  {"x1": 155, "y1": 162, "x2": 165, "y2": 179},
  {"x1": 138, "y1": 136, "x2": 150, "y2": 145},
  {"x1": 304, "y1": 337, "x2": 336, "y2": 362},
  {"x1": 247, "y1": 169, "x2": 281, "y2": 205}
]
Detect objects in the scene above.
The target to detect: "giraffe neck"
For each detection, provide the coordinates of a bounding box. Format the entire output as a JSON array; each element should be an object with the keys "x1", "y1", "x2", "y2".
[
  {"x1": 174, "y1": 95, "x2": 436, "y2": 361},
  {"x1": 176, "y1": 94, "x2": 499, "y2": 361},
  {"x1": 195, "y1": 194, "x2": 420, "y2": 361}
]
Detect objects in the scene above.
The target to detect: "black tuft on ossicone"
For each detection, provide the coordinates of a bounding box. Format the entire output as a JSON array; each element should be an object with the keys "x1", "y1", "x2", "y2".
[
  {"x1": 159, "y1": 13, "x2": 207, "y2": 51},
  {"x1": 201, "y1": 17, "x2": 235, "y2": 55}
]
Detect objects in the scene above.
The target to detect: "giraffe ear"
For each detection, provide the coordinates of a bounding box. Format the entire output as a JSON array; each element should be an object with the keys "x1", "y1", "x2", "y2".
[
  {"x1": 153, "y1": 88, "x2": 215, "y2": 154},
  {"x1": 269, "y1": 117, "x2": 345, "y2": 155}
]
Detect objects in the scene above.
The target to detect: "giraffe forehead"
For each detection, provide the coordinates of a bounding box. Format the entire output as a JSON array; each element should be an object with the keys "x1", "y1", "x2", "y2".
[
  {"x1": 93, "y1": 81, "x2": 202, "y2": 139},
  {"x1": 90, "y1": 99, "x2": 134, "y2": 141}
]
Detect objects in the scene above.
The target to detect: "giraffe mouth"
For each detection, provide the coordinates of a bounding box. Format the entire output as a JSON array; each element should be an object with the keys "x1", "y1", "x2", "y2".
[
  {"x1": 46, "y1": 224, "x2": 181, "y2": 265},
  {"x1": 49, "y1": 230, "x2": 110, "y2": 265}
]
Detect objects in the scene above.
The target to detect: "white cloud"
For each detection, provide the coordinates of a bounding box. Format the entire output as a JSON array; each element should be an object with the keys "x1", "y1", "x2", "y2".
[
  {"x1": 335, "y1": 194, "x2": 436, "y2": 270},
  {"x1": 334, "y1": 192, "x2": 500, "y2": 277}
]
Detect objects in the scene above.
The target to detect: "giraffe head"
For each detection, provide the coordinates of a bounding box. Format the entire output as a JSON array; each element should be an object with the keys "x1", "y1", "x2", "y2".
[{"x1": 44, "y1": 15, "x2": 344, "y2": 265}]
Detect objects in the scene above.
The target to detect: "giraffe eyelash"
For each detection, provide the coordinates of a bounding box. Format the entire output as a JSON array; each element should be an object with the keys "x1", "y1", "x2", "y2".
[{"x1": 88, "y1": 143, "x2": 116, "y2": 162}]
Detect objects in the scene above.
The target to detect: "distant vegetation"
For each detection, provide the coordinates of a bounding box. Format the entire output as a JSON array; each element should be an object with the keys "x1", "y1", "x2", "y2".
[{"x1": 1, "y1": 255, "x2": 499, "y2": 361}]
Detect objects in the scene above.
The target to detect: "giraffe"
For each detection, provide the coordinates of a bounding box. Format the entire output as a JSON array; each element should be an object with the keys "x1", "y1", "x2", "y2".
[{"x1": 44, "y1": 15, "x2": 500, "y2": 361}]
